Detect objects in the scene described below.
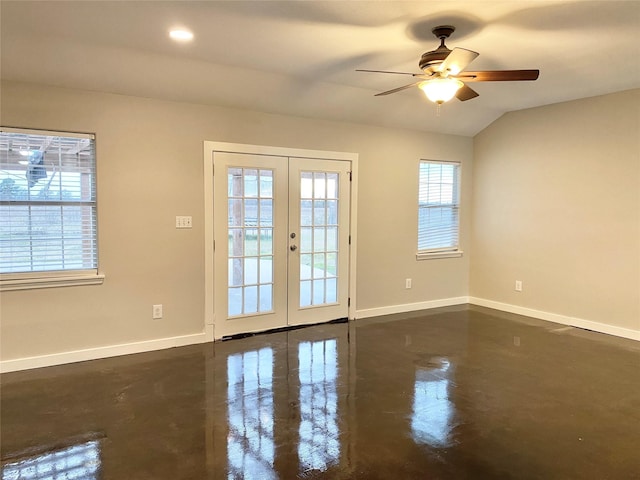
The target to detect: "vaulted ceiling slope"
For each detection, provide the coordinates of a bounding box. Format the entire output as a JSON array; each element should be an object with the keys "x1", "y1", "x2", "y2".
[{"x1": 1, "y1": 1, "x2": 639, "y2": 136}]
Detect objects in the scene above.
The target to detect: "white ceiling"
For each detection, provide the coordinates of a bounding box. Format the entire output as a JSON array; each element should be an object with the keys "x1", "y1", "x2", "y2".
[{"x1": 1, "y1": 1, "x2": 639, "y2": 136}]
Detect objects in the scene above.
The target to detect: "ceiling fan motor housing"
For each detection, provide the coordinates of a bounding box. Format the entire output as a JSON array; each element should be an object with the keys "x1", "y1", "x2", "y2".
[
  {"x1": 419, "y1": 47, "x2": 451, "y2": 72},
  {"x1": 419, "y1": 25, "x2": 456, "y2": 72}
]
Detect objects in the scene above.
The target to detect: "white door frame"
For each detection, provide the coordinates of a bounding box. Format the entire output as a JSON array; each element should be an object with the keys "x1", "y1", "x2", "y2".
[{"x1": 203, "y1": 141, "x2": 359, "y2": 341}]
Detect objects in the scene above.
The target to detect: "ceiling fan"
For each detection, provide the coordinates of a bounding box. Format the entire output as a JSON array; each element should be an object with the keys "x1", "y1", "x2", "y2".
[{"x1": 357, "y1": 25, "x2": 539, "y2": 105}]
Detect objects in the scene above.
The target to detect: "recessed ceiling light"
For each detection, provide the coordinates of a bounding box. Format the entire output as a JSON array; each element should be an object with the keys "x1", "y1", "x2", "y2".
[{"x1": 169, "y1": 29, "x2": 193, "y2": 42}]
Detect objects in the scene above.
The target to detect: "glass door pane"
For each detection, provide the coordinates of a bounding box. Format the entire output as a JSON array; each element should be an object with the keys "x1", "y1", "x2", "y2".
[
  {"x1": 227, "y1": 168, "x2": 274, "y2": 317},
  {"x1": 299, "y1": 171, "x2": 339, "y2": 307}
]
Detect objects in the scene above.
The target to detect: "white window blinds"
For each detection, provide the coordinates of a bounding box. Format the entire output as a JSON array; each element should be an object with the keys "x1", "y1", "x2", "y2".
[
  {"x1": 418, "y1": 160, "x2": 460, "y2": 253},
  {"x1": 0, "y1": 127, "x2": 98, "y2": 275}
]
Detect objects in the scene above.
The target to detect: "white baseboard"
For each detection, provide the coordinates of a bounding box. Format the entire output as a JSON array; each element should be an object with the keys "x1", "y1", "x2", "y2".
[
  {"x1": 469, "y1": 297, "x2": 640, "y2": 341},
  {"x1": 205, "y1": 323, "x2": 215, "y2": 342},
  {"x1": 355, "y1": 295, "x2": 639, "y2": 342},
  {"x1": 0, "y1": 332, "x2": 209, "y2": 374},
  {"x1": 4, "y1": 297, "x2": 636, "y2": 373},
  {"x1": 355, "y1": 296, "x2": 469, "y2": 319}
]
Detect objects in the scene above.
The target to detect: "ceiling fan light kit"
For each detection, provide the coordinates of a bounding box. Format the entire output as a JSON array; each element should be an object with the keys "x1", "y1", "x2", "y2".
[
  {"x1": 357, "y1": 25, "x2": 539, "y2": 109},
  {"x1": 419, "y1": 78, "x2": 463, "y2": 104}
]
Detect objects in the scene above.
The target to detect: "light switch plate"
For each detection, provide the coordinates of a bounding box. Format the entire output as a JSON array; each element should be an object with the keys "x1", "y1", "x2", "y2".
[{"x1": 176, "y1": 216, "x2": 192, "y2": 228}]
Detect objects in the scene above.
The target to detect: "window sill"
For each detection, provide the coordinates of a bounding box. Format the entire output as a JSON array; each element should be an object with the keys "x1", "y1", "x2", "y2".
[
  {"x1": 0, "y1": 273, "x2": 105, "y2": 291},
  {"x1": 416, "y1": 250, "x2": 464, "y2": 261}
]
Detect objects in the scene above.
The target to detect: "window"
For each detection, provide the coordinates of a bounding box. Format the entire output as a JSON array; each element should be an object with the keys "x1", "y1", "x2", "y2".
[
  {"x1": 0, "y1": 127, "x2": 103, "y2": 290},
  {"x1": 417, "y1": 160, "x2": 462, "y2": 259}
]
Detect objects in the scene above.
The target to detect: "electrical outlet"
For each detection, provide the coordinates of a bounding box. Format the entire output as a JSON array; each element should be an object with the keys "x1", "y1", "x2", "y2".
[
  {"x1": 405, "y1": 278, "x2": 412, "y2": 289},
  {"x1": 176, "y1": 216, "x2": 192, "y2": 229},
  {"x1": 515, "y1": 280, "x2": 523, "y2": 292},
  {"x1": 152, "y1": 304, "x2": 163, "y2": 319}
]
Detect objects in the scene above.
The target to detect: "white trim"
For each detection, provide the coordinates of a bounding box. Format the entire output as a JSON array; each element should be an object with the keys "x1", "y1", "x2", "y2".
[
  {"x1": 0, "y1": 273, "x2": 105, "y2": 291},
  {"x1": 0, "y1": 332, "x2": 208, "y2": 373},
  {"x1": 203, "y1": 143, "x2": 215, "y2": 341},
  {"x1": 205, "y1": 323, "x2": 215, "y2": 342},
  {"x1": 203, "y1": 141, "x2": 358, "y2": 162},
  {"x1": 416, "y1": 250, "x2": 463, "y2": 260},
  {"x1": 355, "y1": 296, "x2": 639, "y2": 342},
  {"x1": 355, "y1": 296, "x2": 469, "y2": 319},
  {"x1": 469, "y1": 297, "x2": 640, "y2": 341},
  {"x1": 0, "y1": 126, "x2": 95, "y2": 139},
  {"x1": 420, "y1": 159, "x2": 460, "y2": 166},
  {"x1": 4, "y1": 296, "x2": 635, "y2": 373},
  {"x1": 348, "y1": 155, "x2": 359, "y2": 321}
]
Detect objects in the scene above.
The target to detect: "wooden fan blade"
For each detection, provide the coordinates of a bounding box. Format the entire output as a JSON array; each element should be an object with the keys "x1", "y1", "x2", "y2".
[
  {"x1": 438, "y1": 47, "x2": 479, "y2": 75},
  {"x1": 374, "y1": 81, "x2": 421, "y2": 96},
  {"x1": 456, "y1": 84, "x2": 479, "y2": 101},
  {"x1": 357, "y1": 69, "x2": 431, "y2": 79},
  {"x1": 456, "y1": 70, "x2": 540, "y2": 82},
  {"x1": 357, "y1": 69, "x2": 414, "y2": 75}
]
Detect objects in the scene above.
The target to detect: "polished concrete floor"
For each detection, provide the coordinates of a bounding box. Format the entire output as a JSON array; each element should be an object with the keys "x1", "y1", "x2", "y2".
[{"x1": 2, "y1": 305, "x2": 639, "y2": 479}]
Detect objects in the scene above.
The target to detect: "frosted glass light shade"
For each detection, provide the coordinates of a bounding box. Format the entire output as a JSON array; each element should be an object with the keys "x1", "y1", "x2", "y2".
[{"x1": 419, "y1": 78, "x2": 464, "y2": 104}]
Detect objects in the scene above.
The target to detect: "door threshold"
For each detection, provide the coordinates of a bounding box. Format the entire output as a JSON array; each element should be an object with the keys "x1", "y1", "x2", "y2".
[{"x1": 220, "y1": 317, "x2": 348, "y2": 341}]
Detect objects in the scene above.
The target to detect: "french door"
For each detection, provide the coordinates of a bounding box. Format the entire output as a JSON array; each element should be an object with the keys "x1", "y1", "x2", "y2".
[{"x1": 213, "y1": 151, "x2": 351, "y2": 338}]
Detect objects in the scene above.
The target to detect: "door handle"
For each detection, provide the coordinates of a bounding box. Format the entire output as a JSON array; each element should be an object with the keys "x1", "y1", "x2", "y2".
[{"x1": 290, "y1": 244, "x2": 298, "y2": 251}]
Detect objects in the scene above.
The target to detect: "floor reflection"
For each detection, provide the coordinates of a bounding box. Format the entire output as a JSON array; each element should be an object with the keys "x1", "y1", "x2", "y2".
[
  {"x1": 411, "y1": 357, "x2": 454, "y2": 447},
  {"x1": 226, "y1": 347, "x2": 276, "y2": 480},
  {"x1": 2, "y1": 440, "x2": 100, "y2": 480},
  {"x1": 297, "y1": 339, "x2": 340, "y2": 472}
]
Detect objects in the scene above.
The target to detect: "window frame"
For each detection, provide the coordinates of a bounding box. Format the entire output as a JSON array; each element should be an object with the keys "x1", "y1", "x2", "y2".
[
  {"x1": 0, "y1": 126, "x2": 103, "y2": 291},
  {"x1": 416, "y1": 159, "x2": 463, "y2": 260}
]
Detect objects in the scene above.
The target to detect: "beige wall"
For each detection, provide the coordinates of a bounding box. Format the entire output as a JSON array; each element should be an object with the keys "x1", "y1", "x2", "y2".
[
  {"x1": 0, "y1": 81, "x2": 472, "y2": 361},
  {"x1": 471, "y1": 89, "x2": 640, "y2": 332}
]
